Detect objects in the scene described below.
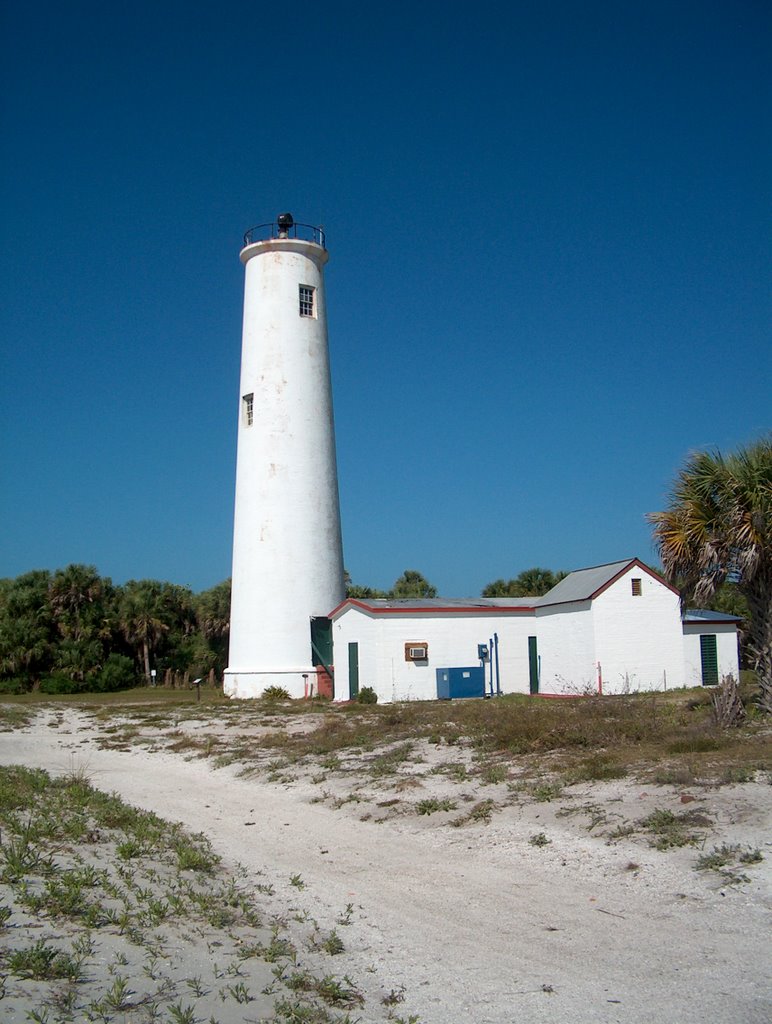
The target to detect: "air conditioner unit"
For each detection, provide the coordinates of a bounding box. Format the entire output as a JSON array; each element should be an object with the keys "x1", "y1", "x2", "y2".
[{"x1": 405, "y1": 643, "x2": 428, "y2": 661}]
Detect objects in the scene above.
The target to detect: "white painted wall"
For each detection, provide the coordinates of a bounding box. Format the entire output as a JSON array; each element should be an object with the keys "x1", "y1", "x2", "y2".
[
  {"x1": 534, "y1": 601, "x2": 595, "y2": 694},
  {"x1": 225, "y1": 235, "x2": 345, "y2": 699},
  {"x1": 590, "y1": 567, "x2": 684, "y2": 693},
  {"x1": 332, "y1": 609, "x2": 536, "y2": 703},
  {"x1": 331, "y1": 592, "x2": 741, "y2": 703},
  {"x1": 683, "y1": 624, "x2": 740, "y2": 687}
]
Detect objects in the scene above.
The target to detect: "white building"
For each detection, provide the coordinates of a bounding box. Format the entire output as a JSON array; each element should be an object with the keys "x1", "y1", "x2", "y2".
[
  {"x1": 224, "y1": 216, "x2": 344, "y2": 700},
  {"x1": 329, "y1": 559, "x2": 740, "y2": 702}
]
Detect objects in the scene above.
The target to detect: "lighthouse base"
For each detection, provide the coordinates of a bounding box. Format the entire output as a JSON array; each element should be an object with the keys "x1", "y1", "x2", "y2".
[{"x1": 223, "y1": 667, "x2": 325, "y2": 701}]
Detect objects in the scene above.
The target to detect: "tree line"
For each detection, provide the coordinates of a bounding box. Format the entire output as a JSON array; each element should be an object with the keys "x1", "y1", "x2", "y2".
[
  {"x1": 0, "y1": 565, "x2": 566, "y2": 693},
  {"x1": 0, "y1": 566, "x2": 230, "y2": 694}
]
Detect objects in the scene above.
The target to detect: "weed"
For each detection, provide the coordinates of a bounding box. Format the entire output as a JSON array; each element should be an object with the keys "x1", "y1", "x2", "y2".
[
  {"x1": 480, "y1": 764, "x2": 509, "y2": 785},
  {"x1": 529, "y1": 832, "x2": 551, "y2": 847},
  {"x1": 262, "y1": 686, "x2": 292, "y2": 701},
  {"x1": 315, "y1": 974, "x2": 364, "y2": 1007},
  {"x1": 117, "y1": 837, "x2": 143, "y2": 859},
  {"x1": 641, "y1": 807, "x2": 711, "y2": 850},
  {"x1": 337, "y1": 902, "x2": 354, "y2": 925},
  {"x1": 451, "y1": 798, "x2": 495, "y2": 826},
  {"x1": 667, "y1": 734, "x2": 726, "y2": 755},
  {"x1": 383, "y1": 985, "x2": 406, "y2": 1005},
  {"x1": 185, "y1": 974, "x2": 209, "y2": 998},
  {"x1": 529, "y1": 781, "x2": 564, "y2": 803},
  {"x1": 227, "y1": 981, "x2": 252, "y2": 1003},
  {"x1": 102, "y1": 974, "x2": 134, "y2": 1010},
  {"x1": 168, "y1": 1002, "x2": 199, "y2": 1024},
  {"x1": 652, "y1": 766, "x2": 697, "y2": 786},
  {"x1": 8, "y1": 939, "x2": 82, "y2": 980},
  {"x1": 718, "y1": 766, "x2": 756, "y2": 784},
  {"x1": 319, "y1": 929, "x2": 345, "y2": 955},
  {"x1": 415, "y1": 798, "x2": 457, "y2": 815},
  {"x1": 567, "y1": 754, "x2": 627, "y2": 782},
  {"x1": 431, "y1": 761, "x2": 468, "y2": 781},
  {"x1": 289, "y1": 872, "x2": 305, "y2": 888},
  {"x1": 696, "y1": 844, "x2": 763, "y2": 871}
]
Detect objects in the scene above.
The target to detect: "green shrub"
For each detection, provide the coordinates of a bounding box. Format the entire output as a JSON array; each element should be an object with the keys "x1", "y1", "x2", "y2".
[
  {"x1": 0, "y1": 676, "x2": 30, "y2": 694},
  {"x1": 96, "y1": 654, "x2": 137, "y2": 692},
  {"x1": 357, "y1": 686, "x2": 378, "y2": 704},
  {"x1": 261, "y1": 686, "x2": 291, "y2": 701},
  {"x1": 39, "y1": 675, "x2": 84, "y2": 695}
]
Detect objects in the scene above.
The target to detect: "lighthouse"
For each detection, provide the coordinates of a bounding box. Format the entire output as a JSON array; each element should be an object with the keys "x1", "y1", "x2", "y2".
[{"x1": 224, "y1": 214, "x2": 345, "y2": 699}]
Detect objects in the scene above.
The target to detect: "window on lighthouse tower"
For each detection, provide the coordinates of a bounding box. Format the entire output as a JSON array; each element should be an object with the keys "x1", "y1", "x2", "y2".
[
  {"x1": 299, "y1": 285, "x2": 315, "y2": 317},
  {"x1": 242, "y1": 393, "x2": 254, "y2": 426}
]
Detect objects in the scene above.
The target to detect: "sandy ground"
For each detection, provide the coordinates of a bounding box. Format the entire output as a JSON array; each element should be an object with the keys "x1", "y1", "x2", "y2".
[{"x1": 1, "y1": 707, "x2": 771, "y2": 1024}]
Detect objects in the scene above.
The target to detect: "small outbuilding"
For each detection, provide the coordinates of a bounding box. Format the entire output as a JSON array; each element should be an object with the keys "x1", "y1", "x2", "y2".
[{"x1": 328, "y1": 558, "x2": 741, "y2": 702}]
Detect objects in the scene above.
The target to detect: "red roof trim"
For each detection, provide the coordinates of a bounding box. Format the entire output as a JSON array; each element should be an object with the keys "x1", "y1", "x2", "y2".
[
  {"x1": 590, "y1": 558, "x2": 680, "y2": 600},
  {"x1": 536, "y1": 558, "x2": 680, "y2": 608},
  {"x1": 329, "y1": 599, "x2": 537, "y2": 618}
]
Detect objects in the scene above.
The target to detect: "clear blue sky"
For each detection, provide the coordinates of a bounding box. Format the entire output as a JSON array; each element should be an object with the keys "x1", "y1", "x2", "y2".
[{"x1": 1, "y1": 1, "x2": 769, "y2": 598}]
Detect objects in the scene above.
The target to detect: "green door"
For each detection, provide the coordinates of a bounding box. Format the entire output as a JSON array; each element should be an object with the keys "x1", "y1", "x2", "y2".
[
  {"x1": 528, "y1": 636, "x2": 539, "y2": 694},
  {"x1": 700, "y1": 635, "x2": 718, "y2": 686},
  {"x1": 310, "y1": 617, "x2": 333, "y2": 667},
  {"x1": 310, "y1": 617, "x2": 334, "y2": 698},
  {"x1": 348, "y1": 642, "x2": 359, "y2": 699}
]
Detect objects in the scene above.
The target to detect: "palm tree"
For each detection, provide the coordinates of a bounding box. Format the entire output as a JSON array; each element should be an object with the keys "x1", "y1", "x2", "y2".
[
  {"x1": 648, "y1": 437, "x2": 771, "y2": 712},
  {"x1": 118, "y1": 581, "x2": 169, "y2": 685}
]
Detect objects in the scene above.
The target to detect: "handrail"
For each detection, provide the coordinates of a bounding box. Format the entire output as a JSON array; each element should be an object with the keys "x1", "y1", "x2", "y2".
[{"x1": 243, "y1": 221, "x2": 326, "y2": 249}]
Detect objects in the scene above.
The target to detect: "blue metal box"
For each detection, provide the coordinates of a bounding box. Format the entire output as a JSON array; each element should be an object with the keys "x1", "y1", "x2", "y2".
[{"x1": 436, "y1": 666, "x2": 485, "y2": 700}]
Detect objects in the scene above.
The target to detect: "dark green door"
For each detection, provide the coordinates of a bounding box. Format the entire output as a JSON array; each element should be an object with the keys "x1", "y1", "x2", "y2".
[
  {"x1": 310, "y1": 618, "x2": 333, "y2": 667},
  {"x1": 528, "y1": 636, "x2": 539, "y2": 694},
  {"x1": 348, "y1": 643, "x2": 359, "y2": 699},
  {"x1": 700, "y1": 635, "x2": 718, "y2": 686}
]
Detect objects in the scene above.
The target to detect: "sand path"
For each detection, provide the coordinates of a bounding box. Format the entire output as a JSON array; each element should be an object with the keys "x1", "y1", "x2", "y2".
[{"x1": 1, "y1": 708, "x2": 769, "y2": 1023}]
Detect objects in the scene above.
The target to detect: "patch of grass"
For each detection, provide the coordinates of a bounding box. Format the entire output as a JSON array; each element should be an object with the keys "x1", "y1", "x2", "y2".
[
  {"x1": 368, "y1": 742, "x2": 415, "y2": 777},
  {"x1": 0, "y1": 765, "x2": 384, "y2": 1023},
  {"x1": 696, "y1": 844, "x2": 763, "y2": 872},
  {"x1": 430, "y1": 761, "x2": 468, "y2": 781},
  {"x1": 452, "y1": 798, "x2": 495, "y2": 827},
  {"x1": 651, "y1": 765, "x2": 698, "y2": 786},
  {"x1": 641, "y1": 807, "x2": 712, "y2": 850},
  {"x1": 529, "y1": 832, "x2": 551, "y2": 847},
  {"x1": 415, "y1": 798, "x2": 457, "y2": 815},
  {"x1": 666, "y1": 734, "x2": 727, "y2": 755},
  {"x1": 7, "y1": 939, "x2": 83, "y2": 980},
  {"x1": 479, "y1": 764, "x2": 509, "y2": 785},
  {"x1": 566, "y1": 753, "x2": 627, "y2": 782},
  {"x1": 529, "y1": 781, "x2": 564, "y2": 803}
]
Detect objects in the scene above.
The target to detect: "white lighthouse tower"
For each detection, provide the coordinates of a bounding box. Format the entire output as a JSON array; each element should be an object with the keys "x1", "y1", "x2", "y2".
[{"x1": 224, "y1": 214, "x2": 345, "y2": 700}]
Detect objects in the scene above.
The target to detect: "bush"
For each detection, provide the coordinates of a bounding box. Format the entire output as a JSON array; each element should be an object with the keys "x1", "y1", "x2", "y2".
[
  {"x1": 261, "y1": 685, "x2": 291, "y2": 701},
  {"x1": 357, "y1": 686, "x2": 378, "y2": 704},
  {"x1": 0, "y1": 676, "x2": 30, "y2": 695},
  {"x1": 39, "y1": 675, "x2": 84, "y2": 694},
  {"x1": 97, "y1": 654, "x2": 137, "y2": 692}
]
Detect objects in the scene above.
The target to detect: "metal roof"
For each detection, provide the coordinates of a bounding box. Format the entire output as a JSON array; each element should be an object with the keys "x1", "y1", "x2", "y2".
[
  {"x1": 683, "y1": 608, "x2": 743, "y2": 623},
  {"x1": 536, "y1": 559, "x2": 638, "y2": 606},
  {"x1": 332, "y1": 596, "x2": 536, "y2": 616}
]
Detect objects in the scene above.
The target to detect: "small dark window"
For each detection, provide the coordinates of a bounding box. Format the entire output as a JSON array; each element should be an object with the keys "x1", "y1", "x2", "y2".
[
  {"x1": 299, "y1": 285, "x2": 315, "y2": 317},
  {"x1": 631, "y1": 578, "x2": 642, "y2": 596},
  {"x1": 243, "y1": 393, "x2": 254, "y2": 426}
]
